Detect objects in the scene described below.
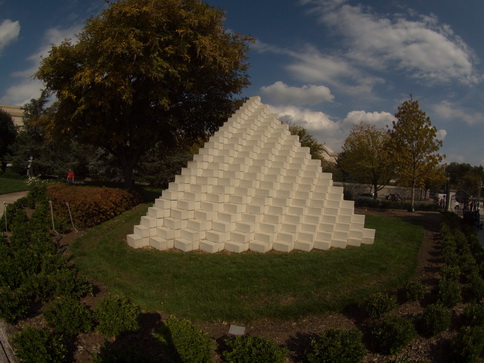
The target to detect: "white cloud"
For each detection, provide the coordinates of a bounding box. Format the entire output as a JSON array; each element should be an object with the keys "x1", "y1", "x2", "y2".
[
  {"x1": 0, "y1": 79, "x2": 44, "y2": 106},
  {"x1": 432, "y1": 101, "x2": 484, "y2": 125},
  {"x1": 260, "y1": 81, "x2": 334, "y2": 106},
  {"x1": 436, "y1": 129, "x2": 447, "y2": 141},
  {"x1": 0, "y1": 19, "x2": 20, "y2": 53},
  {"x1": 1, "y1": 25, "x2": 82, "y2": 105},
  {"x1": 341, "y1": 110, "x2": 395, "y2": 128},
  {"x1": 268, "y1": 104, "x2": 347, "y2": 153},
  {"x1": 303, "y1": 0, "x2": 479, "y2": 85}
]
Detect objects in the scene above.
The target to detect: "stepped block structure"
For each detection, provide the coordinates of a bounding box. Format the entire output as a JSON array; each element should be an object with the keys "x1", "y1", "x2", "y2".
[{"x1": 127, "y1": 97, "x2": 375, "y2": 253}]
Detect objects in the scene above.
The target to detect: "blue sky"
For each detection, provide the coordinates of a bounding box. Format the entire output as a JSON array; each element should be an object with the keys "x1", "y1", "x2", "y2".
[{"x1": 1, "y1": 0, "x2": 483, "y2": 166}]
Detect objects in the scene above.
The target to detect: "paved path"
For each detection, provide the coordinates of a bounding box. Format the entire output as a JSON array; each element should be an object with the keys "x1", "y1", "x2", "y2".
[{"x1": 0, "y1": 191, "x2": 28, "y2": 219}]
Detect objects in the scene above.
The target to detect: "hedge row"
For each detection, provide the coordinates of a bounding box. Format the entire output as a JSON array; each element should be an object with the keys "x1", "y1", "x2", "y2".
[{"x1": 47, "y1": 184, "x2": 141, "y2": 228}]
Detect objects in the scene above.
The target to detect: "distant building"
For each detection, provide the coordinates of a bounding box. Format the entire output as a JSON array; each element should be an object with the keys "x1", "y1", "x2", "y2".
[{"x1": 0, "y1": 105, "x2": 24, "y2": 128}]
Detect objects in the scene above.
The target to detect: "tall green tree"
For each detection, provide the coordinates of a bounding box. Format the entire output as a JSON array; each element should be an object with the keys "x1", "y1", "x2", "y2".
[
  {"x1": 339, "y1": 123, "x2": 395, "y2": 199},
  {"x1": 0, "y1": 109, "x2": 17, "y2": 173},
  {"x1": 12, "y1": 91, "x2": 92, "y2": 178},
  {"x1": 390, "y1": 98, "x2": 444, "y2": 209},
  {"x1": 35, "y1": 0, "x2": 252, "y2": 188}
]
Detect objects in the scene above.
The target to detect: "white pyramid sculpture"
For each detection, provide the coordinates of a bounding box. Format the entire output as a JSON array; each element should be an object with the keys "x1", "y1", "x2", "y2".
[{"x1": 127, "y1": 97, "x2": 375, "y2": 253}]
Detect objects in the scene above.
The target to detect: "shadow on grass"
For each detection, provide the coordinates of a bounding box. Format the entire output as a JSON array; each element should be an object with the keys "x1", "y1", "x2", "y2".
[{"x1": 95, "y1": 313, "x2": 169, "y2": 362}]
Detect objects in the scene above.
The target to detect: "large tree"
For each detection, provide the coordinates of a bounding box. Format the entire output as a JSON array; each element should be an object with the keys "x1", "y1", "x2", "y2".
[
  {"x1": 12, "y1": 91, "x2": 92, "y2": 178},
  {"x1": 0, "y1": 109, "x2": 17, "y2": 173},
  {"x1": 338, "y1": 123, "x2": 395, "y2": 199},
  {"x1": 390, "y1": 97, "x2": 444, "y2": 209},
  {"x1": 36, "y1": 0, "x2": 252, "y2": 188}
]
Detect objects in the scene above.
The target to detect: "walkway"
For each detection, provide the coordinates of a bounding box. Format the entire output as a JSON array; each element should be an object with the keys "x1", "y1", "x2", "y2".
[{"x1": 0, "y1": 191, "x2": 28, "y2": 219}]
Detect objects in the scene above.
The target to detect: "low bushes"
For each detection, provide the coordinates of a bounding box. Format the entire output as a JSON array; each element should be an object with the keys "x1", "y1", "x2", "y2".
[
  {"x1": 47, "y1": 184, "x2": 141, "y2": 228},
  {"x1": 44, "y1": 297, "x2": 93, "y2": 336},
  {"x1": 361, "y1": 292, "x2": 397, "y2": 319},
  {"x1": 223, "y1": 335, "x2": 288, "y2": 363},
  {"x1": 94, "y1": 294, "x2": 141, "y2": 338},
  {"x1": 307, "y1": 328, "x2": 365, "y2": 363},
  {"x1": 153, "y1": 316, "x2": 215, "y2": 363},
  {"x1": 419, "y1": 303, "x2": 451, "y2": 337},
  {"x1": 370, "y1": 315, "x2": 417, "y2": 355},
  {"x1": 12, "y1": 326, "x2": 67, "y2": 363}
]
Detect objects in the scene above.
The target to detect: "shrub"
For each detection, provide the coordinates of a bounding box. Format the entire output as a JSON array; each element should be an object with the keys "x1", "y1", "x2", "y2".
[
  {"x1": 12, "y1": 326, "x2": 67, "y2": 363},
  {"x1": 223, "y1": 335, "x2": 287, "y2": 363},
  {"x1": 95, "y1": 294, "x2": 140, "y2": 338},
  {"x1": 47, "y1": 184, "x2": 141, "y2": 228},
  {"x1": 440, "y1": 264, "x2": 461, "y2": 281},
  {"x1": 49, "y1": 267, "x2": 93, "y2": 299},
  {"x1": 450, "y1": 326, "x2": 484, "y2": 363},
  {"x1": 361, "y1": 292, "x2": 397, "y2": 319},
  {"x1": 0, "y1": 286, "x2": 32, "y2": 323},
  {"x1": 403, "y1": 280, "x2": 427, "y2": 301},
  {"x1": 154, "y1": 316, "x2": 215, "y2": 363},
  {"x1": 419, "y1": 303, "x2": 451, "y2": 337},
  {"x1": 370, "y1": 315, "x2": 416, "y2": 355},
  {"x1": 307, "y1": 328, "x2": 365, "y2": 363},
  {"x1": 464, "y1": 274, "x2": 484, "y2": 303},
  {"x1": 438, "y1": 278, "x2": 462, "y2": 308},
  {"x1": 44, "y1": 297, "x2": 93, "y2": 336},
  {"x1": 462, "y1": 304, "x2": 484, "y2": 327}
]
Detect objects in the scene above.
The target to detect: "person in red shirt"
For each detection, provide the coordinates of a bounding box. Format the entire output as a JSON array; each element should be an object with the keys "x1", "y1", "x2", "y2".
[{"x1": 67, "y1": 169, "x2": 75, "y2": 184}]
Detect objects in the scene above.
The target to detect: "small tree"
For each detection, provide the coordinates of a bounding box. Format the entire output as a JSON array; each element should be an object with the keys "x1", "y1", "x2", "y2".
[
  {"x1": 339, "y1": 122, "x2": 394, "y2": 198},
  {"x1": 0, "y1": 109, "x2": 17, "y2": 173},
  {"x1": 390, "y1": 97, "x2": 444, "y2": 209}
]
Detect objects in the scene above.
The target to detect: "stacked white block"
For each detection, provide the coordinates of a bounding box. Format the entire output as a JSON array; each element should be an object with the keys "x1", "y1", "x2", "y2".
[{"x1": 127, "y1": 96, "x2": 376, "y2": 252}]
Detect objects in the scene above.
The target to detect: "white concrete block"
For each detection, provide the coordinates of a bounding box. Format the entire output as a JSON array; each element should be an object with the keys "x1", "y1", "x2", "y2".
[
  {"x1": 264, "y1": 214, "x2": 282, "y2": 224},
  {"x1": 276, "y1": 231, "x2": 296, "y2": 244},
  {"x1": 229, "y1": 194, "x2": 249, "y2": 205},
  {"x1": 240, "y1": 213, "x2": 263, "y2": 224},
  {"x1": 134, "y1": 225, "x2": 150, "y2": 238},
  {"x1": 181, "y1": 229, "x2": 204, "y2": 242},
  {"x1": 177, "y1": 200, "x2": 199, "y2": 211},
  {"x1": 212, "y1": 221, "x2": 234, "y2": 233},
  {"x1": 147, "y1": 207, "x2": 165, "y2": 219},
  {"x1": 171, "y1": 208, "x2": 193, "y2": 220},
  {"x1": 258, "y1": 223, "x2": 279, "y2": 234},
  {"x1": 235, "y1": 222, "x2": 255, "y2": 233},
  {"x1": 205, "y1": 230, "x2": 229, "y2": 243},
  {"x1": 157, "y1": 227, "x2": 177, "y2": 240},
  {"x1": 207, "y1": 193, "x2": 228, "y2": 203},
  {"x1": 250, "y1": 241, "x2": 272, "y2": 253},
  {"x1": 225, "y1": 241, "x2": 249, "y2": 253},
  {"x1": 246, "y1": 204, "x2": 266, "y2": 214},
  {"x1": 174, "y1": 238, "x2": 194, "y2": 252},
  {"x1": 200, "y1": 240, "x2": 223, "y2": 253},
  {"x1": 127, "y1": 234, "x2": 149, "y2": 248},
  {"x1": 224, "y1": 203, "x2": 246, "y2": 214},
  {"x1": 284, "y1": 214, "x2": 301, "y2": 225},
  {"x1": 163, "y1": 218, "x2": 182, "y2": 230},
  {"x1": 294, "y1": 240, "x2": 314, "y2": 252},
  {"x1": 273, "y1": 240, "x2": 294, "y2": 252},
  {"x1": 151, "y1": 237, "x2": 174, "y2": 250},
  {"x1": 218, "y1": 212, "x2": 239, "y2": 223},
  {"x1": 230, "y1": 231, "x2": 251, "y2": 243},
  {"x1": 140, "y1": 216, "x2": 157, "y2": 228}
]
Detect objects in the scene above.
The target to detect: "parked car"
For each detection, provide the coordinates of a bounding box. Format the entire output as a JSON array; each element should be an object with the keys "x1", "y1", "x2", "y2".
[{"x1": 356, "y1": 193, "x2": 374, "y2": 200}]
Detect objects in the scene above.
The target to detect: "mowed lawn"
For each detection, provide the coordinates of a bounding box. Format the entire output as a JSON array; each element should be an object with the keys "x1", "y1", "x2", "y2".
[
  {"x1": 70, "y1": 204, "x2": 424, "y2": 323},
  {"x1": 0, "y1": 177, "x2": 28, "y2": 194}
]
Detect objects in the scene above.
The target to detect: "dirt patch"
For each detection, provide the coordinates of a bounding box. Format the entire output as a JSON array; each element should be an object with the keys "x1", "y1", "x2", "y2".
[{"x1": 8, "y1": 209, "x2": 465, "y2": 361}]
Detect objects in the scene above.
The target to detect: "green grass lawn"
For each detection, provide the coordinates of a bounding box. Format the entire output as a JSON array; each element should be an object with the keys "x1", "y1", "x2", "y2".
[
  {"x1": 70, "y1": 205, "x2": 424, "y2": 323},
  {"x1": 0, "y1": 177, "x2": 28, "y2": 194}
]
